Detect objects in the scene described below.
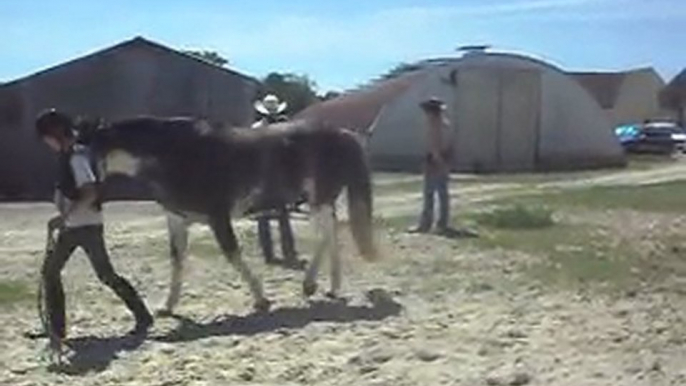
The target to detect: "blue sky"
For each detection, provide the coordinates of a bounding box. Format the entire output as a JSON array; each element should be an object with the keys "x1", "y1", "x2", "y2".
[{"x1": 1, "y1": 0, "x2": 684, "y2": 91}]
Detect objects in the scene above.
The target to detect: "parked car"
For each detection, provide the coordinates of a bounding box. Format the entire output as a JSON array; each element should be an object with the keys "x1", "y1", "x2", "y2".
[{"x1": 614, "y1": 121, "x2": 686, "y2": 154}]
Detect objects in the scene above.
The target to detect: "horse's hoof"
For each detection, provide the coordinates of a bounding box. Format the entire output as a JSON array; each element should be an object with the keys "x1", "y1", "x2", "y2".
[
  {"x1": 155, "y1": 308, "x2": 174, "y2": 318},
  {"x1": 303, "y1": 281, "x2": 318, "y2": 297},
  {"x1": 254, "y1": 298, "x2": 272, "y2": 313}
]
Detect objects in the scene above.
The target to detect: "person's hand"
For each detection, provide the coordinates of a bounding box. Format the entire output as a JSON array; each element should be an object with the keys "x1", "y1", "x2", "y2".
[{"x1": 47, "y1": 215, "x2": 64, "y2": 233}]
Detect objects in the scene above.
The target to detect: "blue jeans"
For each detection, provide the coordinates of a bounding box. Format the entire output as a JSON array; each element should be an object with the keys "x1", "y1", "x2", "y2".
[
  {"x1": 257, "y1": 207, "x2": 297, "y2": 262},
  {"x1": 417, "y1": 170, "x2": 450, "y2": 230}
]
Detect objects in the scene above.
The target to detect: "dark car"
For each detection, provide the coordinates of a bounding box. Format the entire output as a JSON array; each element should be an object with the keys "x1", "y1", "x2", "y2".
[{"x1": 615, "y1": 121, "x2": 686, "y2": 154}]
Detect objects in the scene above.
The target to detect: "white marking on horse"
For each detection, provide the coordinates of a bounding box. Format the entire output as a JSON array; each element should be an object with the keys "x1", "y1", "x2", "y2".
[{"x1": 105, "y1": 149, "x2": 141, "y2": 177}]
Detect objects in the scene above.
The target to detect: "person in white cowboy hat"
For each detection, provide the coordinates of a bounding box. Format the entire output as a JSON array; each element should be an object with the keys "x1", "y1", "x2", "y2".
[
  {"x1": 409, "y1": 97, "x2": 457, "y2": 236},
  {"x1": 251, "y1": 93, "x2": 300, "y2": 268},
  {"x1": 252, "y1": 94, "x2": 289, "y2": 128}
]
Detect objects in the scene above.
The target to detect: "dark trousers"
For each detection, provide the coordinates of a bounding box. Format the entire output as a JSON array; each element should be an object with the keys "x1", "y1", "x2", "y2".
[
  {"x1": 257, "y1": 207, "x2": 297, "y2": 263},
  {"x1": 417, "y1": 169, "x2": 450, "y2": 230},
  {"x1": 41, "y1": 225, "x2": 151, "y2": 338}
]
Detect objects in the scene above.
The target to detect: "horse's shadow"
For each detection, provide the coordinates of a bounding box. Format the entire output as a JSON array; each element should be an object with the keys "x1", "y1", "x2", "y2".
[
  {"x1": 47, "y1": 289, "x2": 402, "y2": 375},
  {"x1": 153, "y1": 288, "x2": 403, "y2": 343}
]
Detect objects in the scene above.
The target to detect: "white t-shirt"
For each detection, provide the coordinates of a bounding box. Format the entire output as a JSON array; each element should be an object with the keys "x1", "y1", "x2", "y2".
[{"x1": 54, "y1": 146, "x2": 103, "y2": 228}]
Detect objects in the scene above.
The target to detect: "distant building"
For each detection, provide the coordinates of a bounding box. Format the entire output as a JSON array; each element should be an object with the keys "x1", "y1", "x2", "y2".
[
  {"x1": 0, "y1": 37, "x2": 260, "y2": 200},
  {"x1": 660, "y1": 69, "x2": 686, "y2": 126},
  {"x1": 298, "y1": 52, "x2": 625, "y2": 173},
  {"x1": 569, "y1": 68, "x2": 667, "y2": 127}
]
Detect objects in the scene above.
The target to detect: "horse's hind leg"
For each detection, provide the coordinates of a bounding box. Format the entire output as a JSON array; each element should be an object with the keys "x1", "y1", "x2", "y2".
[
  {"x1": 158, "y1": 212, "x2": 189, "y2": 316},
  {"x1": 303, "y1": 204, "x2": 335, "y2": 297},
  {"x1": 328, "y1": 208, "x2": 342, "y2": 298},
  {"x1": 209, "y1": 213, "x2": 271, "y2": 312}
]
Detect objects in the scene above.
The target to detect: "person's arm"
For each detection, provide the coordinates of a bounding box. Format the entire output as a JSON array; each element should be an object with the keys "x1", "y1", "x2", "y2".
[
  {"x1": 63, "y1": 152, "x2": 99, "y2": 217},
  {"x1": 427, "y1": 123, "x2": 447, "y2": 171},
  {"x1": 62, "y1": 184, "x2": 98, "y2": 218}
]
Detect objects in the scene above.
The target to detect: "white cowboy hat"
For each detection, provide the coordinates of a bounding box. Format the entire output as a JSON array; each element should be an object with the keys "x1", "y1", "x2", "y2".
[{"x1": 254, "y1": 94, "x2": 288, "y2": 115}]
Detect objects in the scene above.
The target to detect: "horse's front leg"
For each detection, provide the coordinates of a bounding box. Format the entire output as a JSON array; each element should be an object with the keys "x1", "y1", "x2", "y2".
[
  {"x1": 157, "y1": 212, "x2": 189, "y2": 317},
  {"x1": 209, "y1": 211, "x2": 271, "y2": 312}
]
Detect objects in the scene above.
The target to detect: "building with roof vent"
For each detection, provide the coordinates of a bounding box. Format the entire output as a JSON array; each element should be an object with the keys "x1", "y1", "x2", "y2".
[{"x1": 298, "y1": 52, "x2": 625, "y2": 173}]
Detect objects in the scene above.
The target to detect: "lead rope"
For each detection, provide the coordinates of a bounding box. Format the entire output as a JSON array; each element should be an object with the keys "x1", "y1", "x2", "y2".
[
  {"x1": 37, "y1": 226, "x2": 64, "y2": 366},
  {"x1": 37, "y1": 228, "x2": 53, "y2": 335}
]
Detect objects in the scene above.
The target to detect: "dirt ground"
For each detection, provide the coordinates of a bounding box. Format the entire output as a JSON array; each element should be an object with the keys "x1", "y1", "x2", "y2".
[{"x1": 2, "y1": 162, "x2": 686, "y2": 386}]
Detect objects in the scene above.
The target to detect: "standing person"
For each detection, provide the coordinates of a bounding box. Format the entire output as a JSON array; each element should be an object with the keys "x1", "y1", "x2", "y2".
[
  {"x1": 35, "y1": 109, "x2": 153, "y2": 354},
  {"x1": 251, "y1": 94, "x2": 299, "y2": 267},
  {"x1": 409, "y1": 97, "x2": 458, "y2": 235}
]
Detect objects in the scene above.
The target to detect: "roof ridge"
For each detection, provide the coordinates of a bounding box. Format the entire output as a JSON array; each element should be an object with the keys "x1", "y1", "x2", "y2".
[{"x1": 0, "y1": 36, "x2": 258, "y2": 88}]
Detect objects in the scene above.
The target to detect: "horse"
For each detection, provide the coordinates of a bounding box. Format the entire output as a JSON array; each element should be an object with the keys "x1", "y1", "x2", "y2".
[{"x1": 88, "y1": 116, "x2": 378, "y2": 315}]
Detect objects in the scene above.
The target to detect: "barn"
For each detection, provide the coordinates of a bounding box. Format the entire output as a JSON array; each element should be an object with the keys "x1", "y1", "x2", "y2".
[
  {"x1": 0, "y1": 36, "x2": 260, "y2": 200},
  {"x1": 298, "y1": 51, "x2": 626, "y2": 173}
]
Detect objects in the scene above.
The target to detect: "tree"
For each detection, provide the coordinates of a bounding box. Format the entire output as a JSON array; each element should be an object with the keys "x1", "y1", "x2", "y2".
[
  {"x1": 259, "y1": 72, "x2": 320, "y2": 115},
  {"x1": 377, "y1": 62, "x2": 423, "y2": 81},
  {"x1": 182, "y1": 50, "x2": 229, "y2": 67},
  {"x1": 320, "y1": 91, "x2": 342, "y2": 101}
]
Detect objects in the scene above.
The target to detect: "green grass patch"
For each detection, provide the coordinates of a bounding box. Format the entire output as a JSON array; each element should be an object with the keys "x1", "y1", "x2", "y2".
[
  {"x1": 373, "y1": 179, "x2": 423, "y2": 196},
  {"x1": 474, "y1": 204, "x2": 554, "y2": 230},
  {"x1": 0, "y1": 279, "x2": 32, "y2": 306},
  {"x1": 473, "y1": 224, "x2": 638, "y2": 290},
  {"x1": 487, "y1": 181, "x2": 686, "y2": 213}
]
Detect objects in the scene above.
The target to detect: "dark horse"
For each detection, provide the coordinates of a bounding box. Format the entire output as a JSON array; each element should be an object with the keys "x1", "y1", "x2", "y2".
[{"x1": 88, "y1": 117, "x2": 378, "y2": 314}]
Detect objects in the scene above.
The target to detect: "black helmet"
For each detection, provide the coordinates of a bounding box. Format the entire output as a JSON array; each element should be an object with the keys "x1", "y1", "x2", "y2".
[{"x1": 35, "y1": 108, "x2": 74, "y2": 139}]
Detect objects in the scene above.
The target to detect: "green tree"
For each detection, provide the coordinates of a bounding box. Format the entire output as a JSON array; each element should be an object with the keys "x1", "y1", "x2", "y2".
[
  {"x1": 377, "y1": 62, "x2": 423, "y2": 81},
  {"x1": 320, "y1": 90, "x2": 342, "y2": 101},
  {"x1": 182, "y1": 50, "x2": 229, "y2": 67},
  {"x1": 259, "y1": 72, "x2": 320, "y2": 115}
]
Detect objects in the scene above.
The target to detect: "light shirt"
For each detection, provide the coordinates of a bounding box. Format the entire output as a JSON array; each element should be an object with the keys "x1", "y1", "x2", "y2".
[{"x1": 54, "y1": 145, "x2": 103, "y2": 228}]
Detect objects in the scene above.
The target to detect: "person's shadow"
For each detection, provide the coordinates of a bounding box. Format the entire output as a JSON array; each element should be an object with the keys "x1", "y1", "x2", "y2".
[
  {"x1": 153, "y1": 288, "x2": 403, "y2": 343},
  {"x1": 47, "y1": 333, "x2": 146, "y2": 375},
  {"x1": 44, "y1": 289, "x2": 402, "y2": 375}
]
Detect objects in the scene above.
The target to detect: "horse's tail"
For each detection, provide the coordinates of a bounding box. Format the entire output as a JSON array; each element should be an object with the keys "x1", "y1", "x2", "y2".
[{"x1": 343, "y1": 131, "x2": 379, "y2": 262}]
